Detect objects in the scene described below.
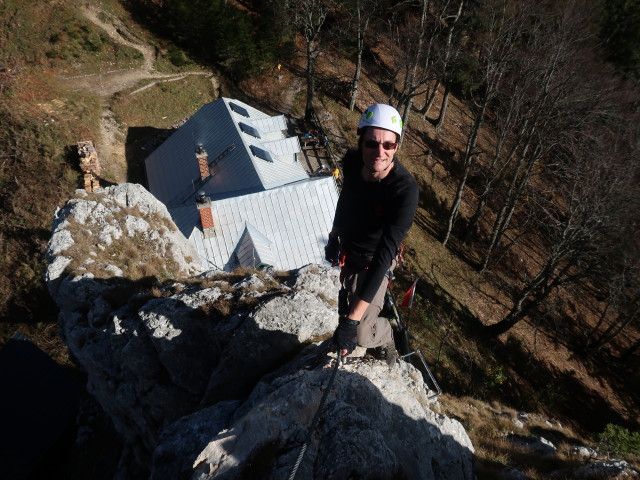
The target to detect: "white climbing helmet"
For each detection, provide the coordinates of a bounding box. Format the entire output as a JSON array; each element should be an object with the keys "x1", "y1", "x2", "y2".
[{"x1": 357, "y1": 104, "x2": 403, "y2": 136}]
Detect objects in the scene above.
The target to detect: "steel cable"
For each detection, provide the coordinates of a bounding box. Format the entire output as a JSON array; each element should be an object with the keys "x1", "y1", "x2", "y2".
[{"x1": 287, "y1": 355, "x2": 341, "y2": 480}]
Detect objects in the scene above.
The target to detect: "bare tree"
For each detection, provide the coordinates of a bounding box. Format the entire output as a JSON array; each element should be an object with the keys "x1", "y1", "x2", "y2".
[
  {"x1": 380, "y1": 0, "x2": 436, "y2": 122},
  {"x1": 283, "y1": 0, "x2": 333, "y2": 121},
  {"x1": 484, "y1": 112, "x2": 639, "y2": 336},
  {"x1": 402, "y1": 0, "x2": 464, "y2": 132},
  {"x1": 464, "y1": 73, "x2": 525, "y2": 244},
  {"x1": 581, "y1": 205, "x2": 640, "y2": 356},
  {"x1": 343, "y1": 0, "x2": 382, "y2": 111},
  {"x1": 442, "y1": 0, "x2": 523, "y2": 246},
  {"x1": 374, "y1": 0, "x2": 463, "y2": 136},
  {"x1": 478, "y1": 3, "x2": 596, "y2": 272}
]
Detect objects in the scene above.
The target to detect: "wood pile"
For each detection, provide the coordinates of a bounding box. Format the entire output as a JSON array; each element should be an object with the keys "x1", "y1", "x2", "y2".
[{"x1": 77, "y1": 141, "x2": 101, "y2": 192}]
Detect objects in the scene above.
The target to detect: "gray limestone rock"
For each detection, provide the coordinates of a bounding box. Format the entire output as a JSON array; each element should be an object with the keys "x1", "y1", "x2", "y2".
[
  {"x1": 191, "y1": 359, "x2": 473, "y2": 480},
  {"x1": 288, "y1": 264, "x2": 341, "y2": 300},
  {"x1": 198, "y1": 289, "x2": 339, "y2": 405},
  {"x1": 507, "y1": 433, "x2": 557, "y2": 457},
  {"x1": 571, "y1": 459, "x2": 638, "y2": 479},
  {"x1": 45, "y1": 182, "x2": 475, "y2": 479},
  {"x1": 45, "y1": 183, "x2": 201, "y2": 297},
  {"x1": 570, "y1": 445, "x2": 597, "y2": 459},
  {"x1": 551, "y1": 459, "x2": 639, "y2": 479}
]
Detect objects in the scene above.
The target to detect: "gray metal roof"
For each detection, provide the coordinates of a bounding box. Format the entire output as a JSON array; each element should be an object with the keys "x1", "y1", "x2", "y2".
[
  {"x1": 182, "y1": 176, "x2": 339, "y2": 272},
  {"x1": 144, "y1": 98, "x2": 308, "y2": 207},
  {"x1": 251, "y1": 115, "x2": 287, "y2": 134},
  {"x1": 144, "y1": 98, "x2": 338, "y2": 273}
]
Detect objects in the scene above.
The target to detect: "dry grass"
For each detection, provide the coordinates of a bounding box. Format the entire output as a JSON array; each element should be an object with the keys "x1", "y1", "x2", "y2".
[
  {"x1": 195, "y1": 266, "x2": 293, "y2": 319},
  {"x1": 440, "y1": 394, "x2": 587, "y2": 479},
  {"x1": 0, "y1": 4, "x2": 103, "y2": 352},
  {"x1": 60, "y1": 200, "x2": 182, "y2": 283},
  {"x1": 111, "y1": 75, "x2": 218, "y2": 129}
]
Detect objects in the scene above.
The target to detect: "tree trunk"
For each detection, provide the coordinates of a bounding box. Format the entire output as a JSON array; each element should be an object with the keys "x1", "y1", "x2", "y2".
[
  {"x1": 305, "y1": 40, "x2": 316, "y2": 122},
  {"x1": 435, "y1": 84, "x2": 450, "y2": 133},
  {"x1": 465, "y1": 137, "x2": 512, "y2": 244},
  {"x1": 349, "y1": 47, "x2": 362, "y2": 111},
  {"x1": 421, "y1": 81, "x2": 439, "y2": 118},
  {"x1": 484, "y1": 254, "x2": 567, "y2": 336},
  {"x1": 400, "y1": 97, "x2": 413, "y2": 146},
  {"x1": 480, "y1": 139, "x2": 540, "y2": 272},
  {"x1": 443, "y1": 101, "x2": 487, "y2": 246},
  {"x1": 589, "y1": 314, "x2": 637, "y2": 354},
  {"x1": 465, "y1": 74, "x2": 526, "y2": 245},
  {"x1": 349, "y1": 9, "x2": 367, "y2": 111},
  {"x1": 582, "y1": 301, "x2": 612, "y2": 351},
  {"x1": 434, "y1": 0, "x2": 463, "y2": 129}
]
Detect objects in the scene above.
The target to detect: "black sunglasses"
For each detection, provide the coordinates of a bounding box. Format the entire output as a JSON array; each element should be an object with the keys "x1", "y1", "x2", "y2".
[{"x1": 363, "y1": 140, "x2": 398, "y2": 150}]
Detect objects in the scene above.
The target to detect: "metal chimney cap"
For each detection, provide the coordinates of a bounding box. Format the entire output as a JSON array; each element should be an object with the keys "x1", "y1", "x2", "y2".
[{"x1": 196, "y1": 144, "x2": 206, "y2": 154}]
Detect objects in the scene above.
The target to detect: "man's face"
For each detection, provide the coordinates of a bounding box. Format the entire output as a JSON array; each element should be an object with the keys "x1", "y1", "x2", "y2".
[{"x1": 361, "y1": 127, "x2": 398, "y2": 178}]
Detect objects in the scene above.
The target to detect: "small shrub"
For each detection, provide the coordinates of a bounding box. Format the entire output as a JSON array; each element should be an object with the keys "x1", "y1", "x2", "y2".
[
  {"x1": 166, "y1": 45, "x2": 188, "y2": 67},
  {"x1": 596, "y1": 424, "x2": 640, "y2": 458},
  {"x1": 531, "y1": 381, "x2": 569, "y2": 412},
  {"x1": 484, "y1": 366, "x2": 507, "y2": 389}
]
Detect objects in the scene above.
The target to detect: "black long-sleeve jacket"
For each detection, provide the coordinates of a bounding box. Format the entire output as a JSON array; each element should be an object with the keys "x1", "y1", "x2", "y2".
[{"x1": 331, "y1": 148, "x2": 419, "y2": 302}]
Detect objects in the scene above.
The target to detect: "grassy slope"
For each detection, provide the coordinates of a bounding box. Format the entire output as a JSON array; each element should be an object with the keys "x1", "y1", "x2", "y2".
[{"x1": 0, "y1": 1, "x2": 106, "y2": 362}]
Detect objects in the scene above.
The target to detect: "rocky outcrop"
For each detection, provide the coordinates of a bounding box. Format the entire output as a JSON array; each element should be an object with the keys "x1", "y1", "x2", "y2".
[
  {"x1": 46, "y1": 183, "x2": 202, "y2": 297},
  {"x1": 45, "y1": 184, "x2": 475, "y2": 479},
  {"x1": 187, "y1": 358, "x2": 472, "y2": 480}
]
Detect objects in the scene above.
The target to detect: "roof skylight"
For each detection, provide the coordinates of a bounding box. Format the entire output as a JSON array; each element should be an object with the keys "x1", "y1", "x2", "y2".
[
  {"x1": 229, "y1": 102, "x2": 250, "y2": 117},
  {"x1": 239, "y1": 122, "x2": 261, "y2": 138},
  {"x1": 249, "y1": 145, "x2": 274, "y2": 162}
]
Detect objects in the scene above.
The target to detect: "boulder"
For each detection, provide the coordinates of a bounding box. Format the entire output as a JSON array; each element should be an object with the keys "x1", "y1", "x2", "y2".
[
  {"x1": 506, "y1": 433, "x2": 556, "y2": 457},
  {"x1": 185, "y1": 358, "x2": 474, "y2": 480}
]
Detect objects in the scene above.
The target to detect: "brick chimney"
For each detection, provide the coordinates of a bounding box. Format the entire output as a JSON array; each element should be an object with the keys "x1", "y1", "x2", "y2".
[
  {"x1": 196, "y1": 191, "x2": 215, "y2": 238},
  {"x1": 196, "y1": 144, "x2": 209, "y2": 180}
]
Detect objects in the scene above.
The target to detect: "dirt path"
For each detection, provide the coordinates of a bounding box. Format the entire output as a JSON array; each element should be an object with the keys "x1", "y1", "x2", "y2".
[
  {"x1": 65, "y1": 3, "x2": 216, "y2": 183},
  {"x1": 280, "y1": 76, "x2": 304, "y2": 115}
]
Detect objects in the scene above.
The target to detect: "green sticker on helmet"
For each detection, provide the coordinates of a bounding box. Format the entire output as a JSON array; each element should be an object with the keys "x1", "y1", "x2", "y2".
[
  {"x1": 390, "y1": 116, "x2": 404, "y2": 127},
  {"x1": 366, "y1": 111, "x2": 374, "y2": 119}
]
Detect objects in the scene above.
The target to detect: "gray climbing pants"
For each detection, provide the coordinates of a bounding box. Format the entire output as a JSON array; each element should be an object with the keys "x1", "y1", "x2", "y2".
[{"x1": 339, "y1": 261, "x2": 395, "y2": 349}]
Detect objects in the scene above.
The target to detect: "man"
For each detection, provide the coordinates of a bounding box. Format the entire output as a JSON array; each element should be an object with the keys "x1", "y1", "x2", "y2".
[{"x1": 325, "y1": 104, "x2": 419, "y2": 367}]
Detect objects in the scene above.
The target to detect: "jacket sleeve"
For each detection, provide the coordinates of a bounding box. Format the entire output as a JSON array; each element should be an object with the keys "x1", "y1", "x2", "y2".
[{"x1": 357, "y1": 178, "x2": 419, "y2": 303}]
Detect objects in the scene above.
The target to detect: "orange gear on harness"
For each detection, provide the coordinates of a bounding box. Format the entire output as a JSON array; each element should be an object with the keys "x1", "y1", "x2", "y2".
[{"x1": 338, "y1": 243, "x2": 404, "y2": 283}]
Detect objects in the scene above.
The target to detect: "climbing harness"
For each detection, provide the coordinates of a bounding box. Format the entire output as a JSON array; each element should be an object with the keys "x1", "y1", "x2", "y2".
[{"x1": 288, "y1": 351, "x2": 341, "y2": 480}]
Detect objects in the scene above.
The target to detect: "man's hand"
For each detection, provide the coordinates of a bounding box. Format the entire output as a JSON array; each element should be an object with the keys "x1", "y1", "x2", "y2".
[
  {"x1": 333, "y1": 316, "x2": 358, "y2": 356},
  {"x1": 324, "y1": 236, "x2": 341, "y2": 266}
]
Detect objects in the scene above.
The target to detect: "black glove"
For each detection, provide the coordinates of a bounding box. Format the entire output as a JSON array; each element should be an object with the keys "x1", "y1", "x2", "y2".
[
  {"x1": 333, "y1": 316, "x2": 359, "y2": 354},
  {"x1": 324, "y1": 236, "x2": 341, "y2": 265}
]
